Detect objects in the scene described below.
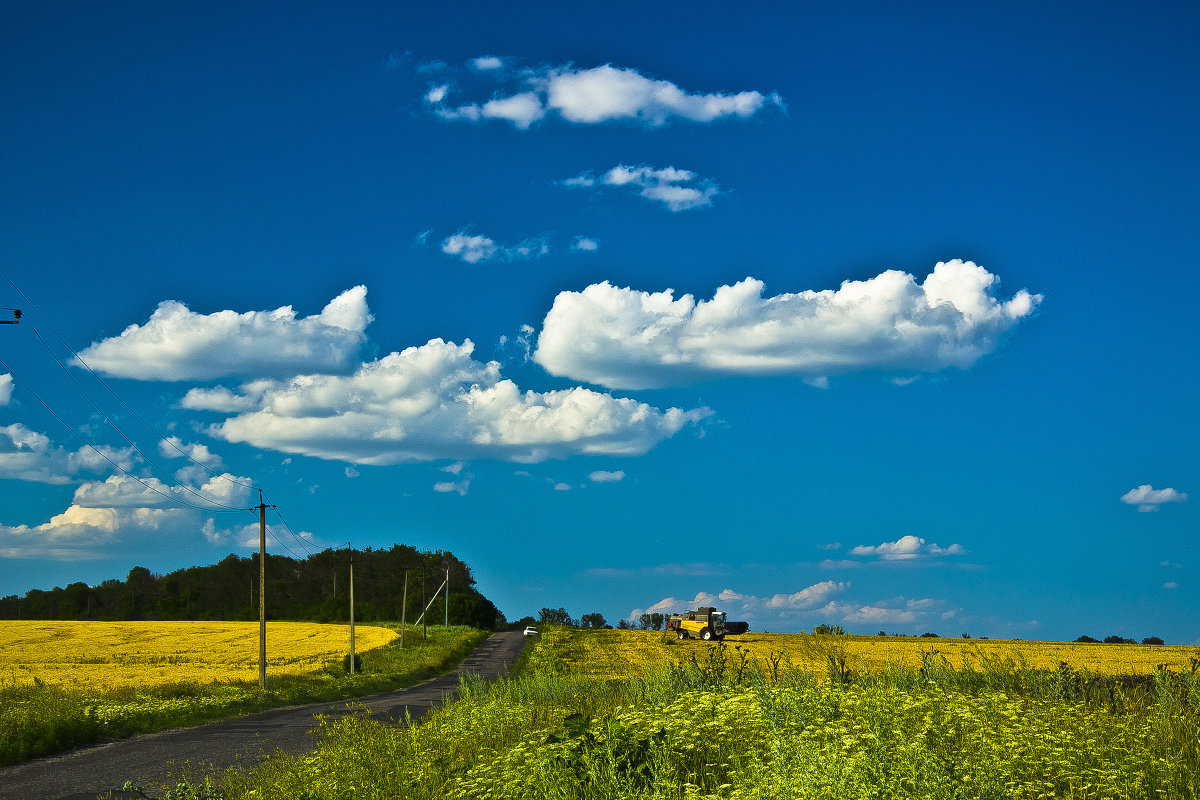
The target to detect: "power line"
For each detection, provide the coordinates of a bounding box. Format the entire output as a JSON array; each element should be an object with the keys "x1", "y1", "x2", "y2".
[
  {"x1": 0, "y1": 357, "x2": 244, "y2": 512},
  {"x1": 0, "y1": 266, "x2": 253, "y2": 491}
]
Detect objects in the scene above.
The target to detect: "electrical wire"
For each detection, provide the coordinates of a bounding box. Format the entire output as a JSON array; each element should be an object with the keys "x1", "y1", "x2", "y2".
[
  {"x1": 0, "y1": 266, "x2": 253, "y2": 492},
  {"x1": 0, "y1": 357, "x2": 247, "y2": 513}
]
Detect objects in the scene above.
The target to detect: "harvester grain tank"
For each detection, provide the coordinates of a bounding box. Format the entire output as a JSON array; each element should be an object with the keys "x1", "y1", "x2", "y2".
[{"x1": 665, "y1": 606, "x2": 750, "y2": 641}]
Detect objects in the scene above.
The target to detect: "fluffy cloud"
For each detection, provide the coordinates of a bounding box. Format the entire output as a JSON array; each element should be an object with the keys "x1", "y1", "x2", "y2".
[
  {"x1": 589, "y1": 470, "x2": 625, "y2": 483},
  {"x1": 571, "y1": 236, "x2": 600, "y2": 252},
  {"x1": 427, "y1": 61, "x2": 782, "y2": 129},
  {"x1": 534, "y1": 260, "x2": 1042, "y2": 389},
  {"x1": 440, "y1": 230, "x2": 550, "y2": 264},
  {"x1": 74, "y1": 287, "x2": 373, "y2": 381},
  {"x1": 630, "y1": 582, "x2": 850, "y2": 626},
  {"x1": 190, "y1": 338, "x2": 709, "y2": 465},
  {"x1": 0, "y1": 373, "x2": 12, "y2": 405},
  {"x1": 71, "y1": 472, "x2": 251, "y2": 511},
  {"x1": 627, "y1": 585, "x2": 956, "y2": 633},
  {"x1": 848, "y1": 535, "x2": 966, "y2": 561},
  {"x1": 565, "y1": 164, "x2": 719, "y2": 211},
  {"x1": 1, "y1": 458, "x2": 256, "y2": 559},
  {"x1": 0, "y1": 423, "x2": 137, "y2": 484},
  {"x1": 1121, "y1": 484, "x2": 1188, "y2": 512}
]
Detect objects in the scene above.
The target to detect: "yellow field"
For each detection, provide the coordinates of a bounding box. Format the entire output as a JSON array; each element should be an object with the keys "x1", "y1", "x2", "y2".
[
  {"x1": 546, "y1": 628, "x2": 1199, "y2": 681},
  {"x1": 0, "y1": 620, "x2": 398, "y2": 690}
]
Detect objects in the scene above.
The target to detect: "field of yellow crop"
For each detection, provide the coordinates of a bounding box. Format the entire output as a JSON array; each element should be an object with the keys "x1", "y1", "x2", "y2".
[
  {"x1": 545, "y1": 628, "x2": 1198, "y2": 681},
  {"x1": 0, "y1": 620, "x2": 398, "y2": 690}
]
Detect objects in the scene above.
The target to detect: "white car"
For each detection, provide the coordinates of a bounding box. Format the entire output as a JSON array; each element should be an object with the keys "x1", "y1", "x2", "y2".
[{"x1": 522, "y1": 626, "x2": 538, "y2": 636}]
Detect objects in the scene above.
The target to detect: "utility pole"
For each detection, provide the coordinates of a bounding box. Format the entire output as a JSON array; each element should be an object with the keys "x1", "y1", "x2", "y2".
[
  {"x1": 422, "y1": 567, "x2": 427, "y2": 641},
  {"x1": 444, "y1": 564, "x2": 449, "y2": 628},
  {"x1": 400, "y1": 570, "x2": 408, "y2": 648},
  {"x1": 253, "y1": 490, "x2": 274, "y2": 689},
  {"x1": 347, "y1": 542, "x2": 356, "y2": 675}
]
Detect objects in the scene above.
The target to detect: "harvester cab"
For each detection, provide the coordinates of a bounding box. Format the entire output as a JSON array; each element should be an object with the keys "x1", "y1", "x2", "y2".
[{"x1": 665, "y1": 606, "x2": 749, "y2": 641}]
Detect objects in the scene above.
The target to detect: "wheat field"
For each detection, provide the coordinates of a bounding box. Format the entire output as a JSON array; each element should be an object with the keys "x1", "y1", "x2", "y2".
[
  {"x1": 544, "y1": 628, "x2": 1198, "y2": 681},
  {"x1": 0, "y1": 620, "x2": 398, "y2": 689}
]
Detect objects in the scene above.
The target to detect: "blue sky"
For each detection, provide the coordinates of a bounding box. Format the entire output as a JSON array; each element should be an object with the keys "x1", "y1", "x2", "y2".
[{"x1": 2, "y1": 1, "x2": 1197, "y2": 642}]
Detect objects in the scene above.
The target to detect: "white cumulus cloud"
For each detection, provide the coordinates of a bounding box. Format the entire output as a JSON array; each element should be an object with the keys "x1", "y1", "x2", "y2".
[
  {"x1": 534, "y1": 260, "x2": 1042, "y2": 389},
  {"x1": 426, "y1": 60, "x2": 782, "y2": 129},
  {"x1": 0, "y1": 373, "x2": 12, "y2": 405},
  {"x1": 0, "y1": 423, "x2": 138, "y2": 484},
  {"x1": 849, "y1": 535, "x2": 966, "y2": 561},
  {"x1": 190, "y1": 338, "x2": 709, "y2": 465},
  {"x1": 74, "y1": 287, "x2": 373, "y2": 381},
  {"x1": 565, "y1": 164, "x2": 719, "y2": 211},
  {"x1": 589, "y1": 470, "x2": 625, "y2": 483},
  {"x1": 1121, "y1": 484, "x2": 1188, "y2": 512}
]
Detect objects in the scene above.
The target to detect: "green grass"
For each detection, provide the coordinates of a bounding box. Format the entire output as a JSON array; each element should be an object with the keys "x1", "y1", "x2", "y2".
[
  {"x1": 204, "y1": 627, "x2": 1200, "y2": 800},
  {"x1": 0, "y1": 624, "x2": 486, "y2": 767}
]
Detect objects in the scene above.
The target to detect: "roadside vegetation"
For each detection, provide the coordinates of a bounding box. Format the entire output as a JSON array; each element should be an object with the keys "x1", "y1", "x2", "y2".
[
  {"x1": 0, "y1": 622, "x2": 485, "y2": 767},
  {"x1": 207, "y1": 626, "x2": 1199, "y2": 799}
]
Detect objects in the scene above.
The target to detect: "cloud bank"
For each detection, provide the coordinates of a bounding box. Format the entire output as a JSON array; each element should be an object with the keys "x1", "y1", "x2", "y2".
[
  {"x1": 426, "y1": 61, "x2": 782, "y2": 129},
  {"x1": 75, "y1": 287, "x2": 373, "y2": 381},
  {"x1": 534, "y1": 260, "x2": 1042, "y2": 389},
  {"x1": 187, "y1": 339, "x2": 710, "y2": 465}
]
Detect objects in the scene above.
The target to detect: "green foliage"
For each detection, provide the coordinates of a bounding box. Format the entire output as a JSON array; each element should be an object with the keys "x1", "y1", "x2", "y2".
[
  {"x1": 210, "y1": 633, "x2": 1200, "y2": 799},
  {"x1": 0, "y1": 545, "x2": 499, "y2": 628}
]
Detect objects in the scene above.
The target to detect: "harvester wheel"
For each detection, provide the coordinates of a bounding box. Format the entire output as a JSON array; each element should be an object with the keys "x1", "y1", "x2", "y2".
[
  {"x1": 701, "y1": 628, "x2": 713, "y2": 641},
  {"x1": 678, "y1": 631, "x2": 688, "y2": 640}
]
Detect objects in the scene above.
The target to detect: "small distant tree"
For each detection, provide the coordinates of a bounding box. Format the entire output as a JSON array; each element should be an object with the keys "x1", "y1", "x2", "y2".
[
  {"x1": 511, "y1": 615, "x2": 536, "y2": 629},
  {"x1": 539, "y1": 607, "x2": 573, "y2": 625},
  {"x1": 638, "y1": 613, "x2": 652, "y2": 630},
  {"x1": 961, "y1": 633, "x2": 971, "y2": 639},
  {"x1": 814, "y1": 623, "x2": 845, "y2": 635},
  {"x1": 1142, "y1": 636, "x2": 1164, "y2": 645},
  {"x1": 649, "y1": 612, "x2": 665, "y2": 631},
  {"x1": 617, "y1": 619, "x2": 631, "y2": 630},
  {"x1": 1103, "y1": 635, "x2": 1137, "y2": 644},
  {"x1": 581, "y1": 612, "x2": 607, "y2": 629},
  {"x1": 877, "y1": 630, "x2": 887, "y2": 637},
  {"x1": 920, "y1": 632, "x2": 939, "y2": 638},
  {"x1": 1075, "y1": 634, "x2": 1099, "y2": 643}
]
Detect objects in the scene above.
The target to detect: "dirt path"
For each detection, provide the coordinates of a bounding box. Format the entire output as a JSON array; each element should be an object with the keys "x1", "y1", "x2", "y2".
[{"x1": 0, "y1": 630, "x2": 527, "y2": 800}]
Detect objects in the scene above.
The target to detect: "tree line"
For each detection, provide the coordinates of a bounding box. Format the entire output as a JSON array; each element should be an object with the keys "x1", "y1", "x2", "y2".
[{"x1": 0, "y1": 544, "x2": 502, "y2": 629}]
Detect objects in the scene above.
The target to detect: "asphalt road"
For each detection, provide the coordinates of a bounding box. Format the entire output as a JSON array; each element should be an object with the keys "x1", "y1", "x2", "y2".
[{"x1": 0, "y1": 629, "x2": 527, "y2": 800}]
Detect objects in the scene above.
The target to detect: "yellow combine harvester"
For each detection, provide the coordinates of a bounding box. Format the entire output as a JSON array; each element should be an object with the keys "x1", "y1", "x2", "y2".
[{"x1": 665, "y1": 606, "x2": 750, "y2": 641}]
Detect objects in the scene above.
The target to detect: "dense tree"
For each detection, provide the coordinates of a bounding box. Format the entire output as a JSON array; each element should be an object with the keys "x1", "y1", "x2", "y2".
[
  {"x1": 538, "y1": 607, "x2": 574, "y2": 625},
  {"x1": 1075, "y1": 634, "x2": 1100, "y2": 643},
  {"x1": 581, "y1": 612, "x2": 607, "y2": 629},
  {"x1": 814, "y1": 624, "x2": 846, "y2": 635},
  {"x1": 1142, "y1": 636, "x2": 1165, "y2": 645},
  {"x1": 649, "y1": 612, "x2": 665, "y2": 631},
  {"x1": 0, "y1": 545, "x2": 500, "y2": 628}
]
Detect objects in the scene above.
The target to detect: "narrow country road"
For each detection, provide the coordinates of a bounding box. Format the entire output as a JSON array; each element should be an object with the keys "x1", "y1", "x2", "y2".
[{"x1": 0, "y1": 630, "x2": 527, "y2": 800}]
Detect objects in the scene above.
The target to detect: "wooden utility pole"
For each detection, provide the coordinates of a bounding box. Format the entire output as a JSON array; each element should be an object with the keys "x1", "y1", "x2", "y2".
[
  {"x1": 400, "y1": 571, "x2": 408, "y2": 648},
  {"x1": 253, "y1": 490, "x2": 273, "y2": 689},
  {"x1": 422, "y1": 567, "x2": 427, "y2": 641},
  {"x1": 444, "y1": 565, "x2": 449, "y2": 628},
  {"x1": 348, "y1": 542, "x2": 356, "y2": 674}
]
